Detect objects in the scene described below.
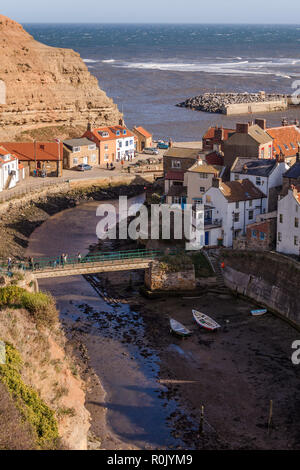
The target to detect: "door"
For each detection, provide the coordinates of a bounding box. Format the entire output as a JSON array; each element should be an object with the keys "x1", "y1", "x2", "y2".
[
  {"x1": 205, "y1": 231, "x2": 209, "y2": 246},
  {"x1": 83, "y1": 156, "x2": 88, "y2": 164}
]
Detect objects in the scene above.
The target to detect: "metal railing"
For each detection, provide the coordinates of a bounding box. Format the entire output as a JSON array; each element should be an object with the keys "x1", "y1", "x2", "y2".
[
  {"x1": 1, "y1": 249, "x2": 177, "y2": 273},
  {"x1": 0, "y1": 179, "x2": 69, "y2": 204}
]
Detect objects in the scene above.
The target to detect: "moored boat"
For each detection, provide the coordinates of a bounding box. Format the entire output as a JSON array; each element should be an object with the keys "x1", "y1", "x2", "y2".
[
  {"x1": 250, "y1": 308, "x2": 267, "y2": 316},
  {"x1": 169, "y1": 318, "x2": 191, "y2": 337},
  {"x1": 192, "y1": 309, "x2": 221, "y2": 331}
]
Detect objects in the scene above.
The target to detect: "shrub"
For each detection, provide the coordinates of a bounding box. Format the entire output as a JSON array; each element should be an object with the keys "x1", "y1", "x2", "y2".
[
  {"x1": 0, "y1": 342, "x2": 59, "y2": 448},
  {"x1": 0, "y1": 286, "x2": 58, "y2": 328}
]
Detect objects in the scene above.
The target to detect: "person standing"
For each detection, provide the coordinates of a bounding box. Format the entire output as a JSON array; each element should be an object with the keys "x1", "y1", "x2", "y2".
[
  {"x1": 77, "y1": 252, "x2": 82, "y2": 263},
  {"x1": 7, "y1": 257, "x2": 12, "y2": 270}
]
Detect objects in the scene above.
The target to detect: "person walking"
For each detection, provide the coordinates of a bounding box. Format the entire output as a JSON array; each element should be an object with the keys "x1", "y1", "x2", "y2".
[
  {"x1": 64, "y1": 253, "x2": 68, "y2": 265},
  {"x1": 77, "y1": 252, "x2": 82, "y2": 263},
  {"x1": 106, "y1": 162, "x2": 109, "y2": 170},
  {"x1": 61, "y1": 253, "x2": 65, "y2": 266}
]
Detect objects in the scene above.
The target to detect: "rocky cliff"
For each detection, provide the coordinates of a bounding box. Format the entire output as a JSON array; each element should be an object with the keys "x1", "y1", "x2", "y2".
[{"x1": 0, "y1": 15, "x2": 122, "y2": 140}]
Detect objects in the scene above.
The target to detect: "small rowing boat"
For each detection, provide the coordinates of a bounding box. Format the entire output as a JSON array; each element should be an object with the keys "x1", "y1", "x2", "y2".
[
  {"x1": 192, "y1": 309, "x2": 221, "y2": 331},
  {"x1": 250, "y1": 309, "x2": 267, "y2": 316},
  {"x1": 169, "y1": 318, "x2": 191, "y2": 337}
]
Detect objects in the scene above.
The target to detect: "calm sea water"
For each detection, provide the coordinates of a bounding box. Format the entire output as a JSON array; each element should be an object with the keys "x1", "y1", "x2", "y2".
[{"x1": 24, "y1": 24, "x2": 300, "y2": 140}]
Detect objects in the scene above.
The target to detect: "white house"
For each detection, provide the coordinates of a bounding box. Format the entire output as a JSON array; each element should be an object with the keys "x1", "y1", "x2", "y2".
[
  {"x1": 191, "y1": 178, "x2": 267, "y2": 248},
  {"x1": 115, "y1": 128, "x2": 135, "y2": 161},
  {"x1": 276, "y1": 185, "x2": 300, "y2": 256},
  {"x1": 0, "y1": 146, "x2": 19, "y2": 191},
  {"x1": 230, "y1": 157, "x2": 288, "y2": 211}
]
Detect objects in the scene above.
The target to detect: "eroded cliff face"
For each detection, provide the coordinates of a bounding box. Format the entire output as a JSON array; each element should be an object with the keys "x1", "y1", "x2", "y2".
[{"x1": 0, "y1": 15, "x2": 122, "y2": 140}]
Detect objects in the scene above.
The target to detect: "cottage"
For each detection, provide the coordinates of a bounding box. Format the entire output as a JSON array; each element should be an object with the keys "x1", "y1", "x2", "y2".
[
  {"x1": 267, "y1": 124, "x2": 300, "y2": 166},
  {"x1": 83, "y1": 124, "x2": 136, "y2": 164},
  {"x1": 0, "y1": 142, "x2": 63, "y2": 177},
  {"x1": 0, "y1": 145, "x2": 20, "y2": 191},
  {"x1": 191, "y1": 178, "x2": 267, "y2": 248},
  {"x1": 277, "y1": 185, "x2": 300, "y2": 256},
  {"x1": 230, "y1": 157, "x2": 288, "y2": 211},
  {"x1": 245, "y1": 217, "x2": 277, "y2": 251},
  {"x1": 163, "y1": 147, "x2": 201, "y2": 175},
  {"x1": 202, "y1": 126, "x2": 234, "y2": 152},
  {"x1": 63, "y1": 138, "x2": 98, "y2": 169},
  {"x1": 281, "y1": 152, "x2": 300, "y2": 195},
  {"x1": 184, "y1": 161, "x2": 225, "y2": 204},
  {"x1": 223, "y1": 121, "x2": 273, "y2": 169},
  {"x1": 131, "y1": 126, "x2": 152, "y2": 152}
]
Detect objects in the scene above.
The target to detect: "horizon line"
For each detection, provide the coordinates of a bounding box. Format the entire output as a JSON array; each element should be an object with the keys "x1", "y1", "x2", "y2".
[{"x1": 22, "y1": 21, "x2": 300, "y2": 26}]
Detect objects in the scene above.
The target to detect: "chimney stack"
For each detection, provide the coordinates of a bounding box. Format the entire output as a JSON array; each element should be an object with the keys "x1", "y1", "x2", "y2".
[
  {"x1": 87, "y1": 122, "x2": 92, "y2": 132},
  {"x1": 236, "y1": 123, "x2": 249, "y2": 134},
  {"x1": 212, "y1": 177, "x2": 221, "y2": 188},
  {"x1": 255, "y1": 118, "x2": 267, "y2": 130}
]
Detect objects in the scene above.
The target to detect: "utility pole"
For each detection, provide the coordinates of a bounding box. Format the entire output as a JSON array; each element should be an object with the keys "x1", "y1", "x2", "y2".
[{"x1": 55, "y1": 139, "x2": 61, "y2": 177}]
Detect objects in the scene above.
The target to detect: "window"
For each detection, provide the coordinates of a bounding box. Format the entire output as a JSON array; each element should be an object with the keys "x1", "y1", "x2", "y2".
[
  {"x1": 249, "y1": 200, "x2": 252, "y2": 207},
  {"x1": 249, "y1": 210, "x2": 254, "y2": 220},
  {"x1": 91, "y1": 154, "x2": 97, "y2": 162},
  {"x1": 73, "y1": 146, "x2": 80, "y2": 153},
  {"x1": 294, "y1": 236, "x2": 299, "y2": 246},
  {"x1": 88, "y1": 144, "x2": 96, "y2": 150},
  {"x1": 104, "y1": 153, "x2": 109, "y2": 161},
  {"x1": 234, "y1": 174, "x2": 239, "y2": 181},
  {"x1": 73, "y1": 158, "x2": 78, "y2": 165},
  {"x1": 130, "y1": 139, "x2": 134, "y2": 145},
  {"x1": 173, "y1": 196, "x2": 180, "y2": 204},
  {"x1": 291, "y1": 143, "x2": 296, "y2": 149},
  {"x1": 279, "y1": 214, "x2": 283, "y2": 223},
  {"x1": 172, "y1": 160, "x2": 181, "y2": 168},
  {"x1": 125, "y1": 141, "x2": 129, "y2": 147},
  {"x1": 200, "y1": 173, "x2": 209, "y2": 179},
  {"x1": 119, "y1": 141, "x2": 123, "y2": 148},
  {"x1": 234, "y1": 213, "x2": 239, "y2": 222},
  {"x1": 104, "y1": 144, "x2": 109, "y2": 150},
  {"x1": 235, "y1": 202, "x2": 239, "y2": 209},
  {"x1": 123, "y1": 130, "x2": 127, "y2": 135},
  {"x1": 206, "y1": 195, "x2": 211, "y2": 203},
  {"x1": 252, "y1": 230, "x2": 257, "y2": 238},
  {"x1": 278, "y1": 232, "x2": 282, "y2": 242},
  {"x1": 256, "y1": 177, "x2": 261, "y2": 186},
  {"x1": 200, "y1": 186, "x2": 205, "y2": 193},
  {"x1": 295, "y1": 218, "x2": 299, "y2": 228},
  {"x1": 116, "y1": 130, "x2": 120, "y2": 136},
  {"x1": 284, "y1": 144, "x2": 289, "y2": 150},
  {"x1": 260, "y1": 232, "x2": 265, "y2": 240}
]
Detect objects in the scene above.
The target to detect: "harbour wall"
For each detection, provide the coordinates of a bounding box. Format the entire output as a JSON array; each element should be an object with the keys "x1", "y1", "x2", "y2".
[
  {"x1": 222, "y1": 251, "x2": 300, "y2": 328},
  {"x1": 224, "y1": 99, "x2": 288, "y2": 115}
]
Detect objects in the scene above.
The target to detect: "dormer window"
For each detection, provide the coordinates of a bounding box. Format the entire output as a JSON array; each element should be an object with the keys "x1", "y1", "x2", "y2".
[
  {"x1": 116, "y1": 130, "x2": 120, "y2": 136},
  {"x1": 73, "y1": 146, "x2": 80, "y2": 153},
  {"x1": 98, "y1": 131, "x2": 109, "y2": 138},
  {"x1": 123, "y1": 130, "x2": 127, "y2": 135}
]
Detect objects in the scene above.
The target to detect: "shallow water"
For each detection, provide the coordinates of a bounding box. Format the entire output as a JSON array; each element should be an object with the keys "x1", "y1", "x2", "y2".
[{"x1": 25, "y1": 196, "x2": 191, "y2": 449}]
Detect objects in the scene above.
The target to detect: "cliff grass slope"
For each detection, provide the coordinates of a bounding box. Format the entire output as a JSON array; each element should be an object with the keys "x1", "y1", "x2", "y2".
[{"x1": 0, "y1": 15, "x2": 122, "y2": 140}]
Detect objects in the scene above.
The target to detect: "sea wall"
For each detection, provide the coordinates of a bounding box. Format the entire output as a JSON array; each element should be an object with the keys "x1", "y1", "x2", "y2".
[
  {"x1": 222, "y1": 251, "x2": 300, "y2": 327},
  {"x1": 224, "y1": 100, "x2": 287, "y2": 115}
]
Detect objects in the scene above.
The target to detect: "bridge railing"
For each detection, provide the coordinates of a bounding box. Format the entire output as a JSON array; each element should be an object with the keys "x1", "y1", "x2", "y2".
[{"x1": 1, "y1": 249, "x2": 178, "y2": 272}]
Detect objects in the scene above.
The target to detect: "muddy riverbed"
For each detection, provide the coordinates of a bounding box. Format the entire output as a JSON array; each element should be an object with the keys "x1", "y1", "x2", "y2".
[{"x1": 26, "y1": 197, "x2": 300, "y2": 450}]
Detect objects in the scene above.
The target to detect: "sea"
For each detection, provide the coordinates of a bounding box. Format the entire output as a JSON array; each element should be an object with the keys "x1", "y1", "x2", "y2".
[{"x1": 24, "y1": 23, "x2": 300, "y2": 141}]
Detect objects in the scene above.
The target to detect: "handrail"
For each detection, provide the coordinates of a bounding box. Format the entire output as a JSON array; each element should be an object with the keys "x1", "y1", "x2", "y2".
[{"x1": 1, "y1": 248, "x2": 179, "y2": 272}]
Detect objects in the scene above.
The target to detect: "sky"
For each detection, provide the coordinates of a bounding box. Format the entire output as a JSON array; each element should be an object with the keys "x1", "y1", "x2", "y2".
[{"x1": 2, "y1": 0, "x2": 300, "y2": 24}]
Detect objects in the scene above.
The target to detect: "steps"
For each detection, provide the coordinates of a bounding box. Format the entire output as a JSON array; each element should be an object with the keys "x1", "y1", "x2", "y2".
[{"x1": 203, "y1": 248, "x2": 227, "y2": 290}]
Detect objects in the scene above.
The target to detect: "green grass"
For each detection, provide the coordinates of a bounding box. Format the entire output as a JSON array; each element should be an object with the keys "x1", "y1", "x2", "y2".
[
  {"x1": 0, "y1": 286, "x2": 58, "y2": 328},
  {"x1": 0, "y1": 342, "x2": 59, "y2": 448}
]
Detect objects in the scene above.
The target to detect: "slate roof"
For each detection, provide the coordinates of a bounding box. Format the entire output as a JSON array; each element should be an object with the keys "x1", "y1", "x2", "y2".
[
  {"x1": 167, "y1": 185, "x2": 187, "y2": 197},
  {"x1": 284, "y1": 160, "x2": 300, "y2": 179},
  {"x1": 164, "y1": 147, "x2": 201, "y2": 159},
  {"x1": 231, "y1": 157, "x2": 277, "y2": 177},
  {"x1": 63, "y1": 138, "x2": 95, "y2": 149}
]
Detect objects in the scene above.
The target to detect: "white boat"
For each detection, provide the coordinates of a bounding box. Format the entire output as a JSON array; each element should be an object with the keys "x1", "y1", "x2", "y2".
[
  {"x1": 251, "y1": 309, "x2": 267, "y2": 316},
  {"x1": 170, "y1": 318, "x2": 191, "y2": 337},
  {"x1": 192, "y1": 309, "x2": 221, "y2": 331}
]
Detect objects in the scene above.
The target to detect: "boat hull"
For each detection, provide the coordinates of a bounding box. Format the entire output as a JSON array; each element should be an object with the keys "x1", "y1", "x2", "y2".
[{"x1": 192, "y1": 309, "x2": 221, "y2": 331}]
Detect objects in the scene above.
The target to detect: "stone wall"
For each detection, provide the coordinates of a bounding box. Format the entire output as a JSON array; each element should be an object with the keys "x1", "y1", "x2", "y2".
[
  {"x1": 222, "y1": 251, "x2": 300, "y2": 326},
  {"x1": 145, "y1": 261, "x2": 196, "y2": 291}
]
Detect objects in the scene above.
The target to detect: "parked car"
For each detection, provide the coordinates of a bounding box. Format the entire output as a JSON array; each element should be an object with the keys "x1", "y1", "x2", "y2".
[
  {"x1": 157, "y1": 142, "x2": 169, "y2": 149},
  {"x1": 143, "y1": 147, "x2": 159, "y2": 155},
  {"x1": 76, "y1": 164, "x2": 92, "y2": 171}
]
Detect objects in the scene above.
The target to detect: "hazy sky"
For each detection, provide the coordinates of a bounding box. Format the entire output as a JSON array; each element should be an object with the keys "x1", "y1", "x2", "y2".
[{"x1": 2, "y1": 0, "x2": 300, "y2": 24}]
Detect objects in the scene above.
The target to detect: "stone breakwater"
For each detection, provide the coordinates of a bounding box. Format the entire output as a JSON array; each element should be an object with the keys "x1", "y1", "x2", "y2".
[{"x1": 176, "y1": 92, "x2": 289, "y2": 114}]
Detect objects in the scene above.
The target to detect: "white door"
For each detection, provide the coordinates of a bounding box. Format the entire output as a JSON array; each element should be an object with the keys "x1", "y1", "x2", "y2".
[{"x1": 83, "y1": 156, "x2": 88, "y2": 164}]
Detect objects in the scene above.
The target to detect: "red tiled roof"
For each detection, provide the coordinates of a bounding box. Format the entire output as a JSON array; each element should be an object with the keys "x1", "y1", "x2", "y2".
[
  {"x1": 205, "y1": 151, "x2": 224, "y2": 166},
  {"x1": 134, "y1": 126, "x2": 152, "y2": 138},
  {"x1": 202, "y1": 127, "x2": 234, "y2": 140},
  {"x1": 267, "y1": 125, "x2": 300, "y2": 157},
  {"x1": 0, "y1": 145, "x2": 18, "y2": 165},
  {"x1": 0, "y1": 142, "x2": 63, "y2": 161},
  {"x1": 165, "y1": 170, "x2": 184, "y2": 181},
  {"x1": 83, "y1": 125, "x2": 135, "y2": 143}
]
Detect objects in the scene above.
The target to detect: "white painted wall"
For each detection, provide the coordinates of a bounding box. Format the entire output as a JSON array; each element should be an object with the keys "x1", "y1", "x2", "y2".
[
  {"x1": 116, "y1": 135, "x2": 135, "y2": 161},
  {"x1": 0, "y1": 156, "x2": 19, "y2": 191},
  {"x1": 277, "y1": 189, "x2": 300, "y2": 255}
]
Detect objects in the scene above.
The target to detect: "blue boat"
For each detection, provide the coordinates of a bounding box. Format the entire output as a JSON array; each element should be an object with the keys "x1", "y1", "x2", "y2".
[{"x1": 251, "y1": 309, "x2": 267, "y2": 316}]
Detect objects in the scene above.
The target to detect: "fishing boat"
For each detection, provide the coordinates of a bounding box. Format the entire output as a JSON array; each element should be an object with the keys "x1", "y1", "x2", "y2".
[
  {"x1": 192, "y1": 309, "x2": 221, "y2": 331},
  {"x1": 250, "y1": 308, "x2": 267, "y2": 316},
  {"x1": 169, "y1": 318, "x2": 191, "y2": 337}
]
